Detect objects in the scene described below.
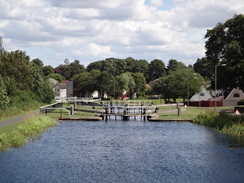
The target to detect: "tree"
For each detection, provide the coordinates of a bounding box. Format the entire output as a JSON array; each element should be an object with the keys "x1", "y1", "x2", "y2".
[
  {"x1": 46, "y1": 73, "x2": 64, "y2": 83},
  {"x1": 148, "y1": 59, "x2": 166, "y2": 82},
  {"x1": 0, "y1": 50, "x2": 32, "y2": 90},
  {"x1": 86, "y1": 57, "x2": 149, "y2": 78},
  {"x1": 32, "y1": 58, "x2": 44, "y2": 67},
  {"x1": 72, "y1": 70, "x2": 101, "y2": 97},
  {"x1": 42, "y1": 65, "x2": 54, "y2": 76},
  {"x1": 205, "y1": 14, "x2": 244, "y2": 89},
  {"x1": 69, "y1": 60, "x2": 86, "y2": 79},
  {"x1": 0, "y1": 76, "x2": 10, "y2": 109},
  {"x1": 131, "y1": 72, "x2": 146, "y2": 93},
  {"x1": 116, "y1": 72, "x2": 136, "y2": 99},
  {"x1": 167, "y1": 59, "x2": 187, "y2": 73},
  {"x1": 193, "y1": 57, "x2": 212, "y2": 80},
  {"x1": 54, "y1": 64, "x2": 70, "y2": 79},
  {"x1": 153, "y1": 67, "x2": 203, "y2": 103},
  {"x1": 96, "y1": 71, "x2": 114, "y2": 99},
  {"x1": 0, "y1": 36, "x2": 4, "y2": 54}
]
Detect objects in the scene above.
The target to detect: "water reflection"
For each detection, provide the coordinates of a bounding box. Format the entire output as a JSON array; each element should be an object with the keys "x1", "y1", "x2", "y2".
[{"x1": 0, "y1": 120, "x2": 243, "y2": 183}]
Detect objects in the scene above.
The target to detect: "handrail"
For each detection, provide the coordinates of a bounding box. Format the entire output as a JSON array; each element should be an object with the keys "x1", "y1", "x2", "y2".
[{"x1": 40, "y1": 102, "x2": 71, "y2": 118}]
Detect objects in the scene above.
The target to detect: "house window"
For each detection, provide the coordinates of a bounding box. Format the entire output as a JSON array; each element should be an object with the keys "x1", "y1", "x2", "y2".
[
  {"x1": 233, "y1": 93, "x2": 240, "y2": 97},
  {"x1": 200, "y1": 92, "x2": 205, "y2": 96}
]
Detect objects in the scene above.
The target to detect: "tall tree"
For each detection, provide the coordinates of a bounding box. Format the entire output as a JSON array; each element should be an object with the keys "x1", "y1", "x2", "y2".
[
  {"x1": 131, "y1": 73, "x2": 146, "y2": 93},
  {"x1": 96, "y1": 71, "x2": 114, "y2": 98},
  {"x1": 148, "y1": 59, "x2": 166, "y2": 82},
  {"x1": 193, "y1": 57, "x2": 212, "y2": 80},
  {"x1": 0, "y1": 36, "x2": 4, "y2": 54},
  {"x1": 42, "y1": 65, "x2": 54, "y2": 76},
  {"x1": 116, "y1": 72, "x2": 136, "y2": 98},
  {"x1": 32, "y1": 58, "x2": 44, "y2": 67},
  {"x1": 205, "y1": 14, "x2": 244, "y2": 89},
  {"x1": 167, "y1": 59, "x2": 187, "y2": 73},
  {"x1": 69, "y1": 60, "x2": 86, "y2": 79},
  {"x1": 153, "y1": 67, "x2": 203, "y2": 103}
]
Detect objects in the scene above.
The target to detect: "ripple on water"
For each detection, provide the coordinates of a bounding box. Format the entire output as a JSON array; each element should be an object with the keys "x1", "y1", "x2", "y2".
[{"x1": 0, "y1": 120, "x2": 244, "y2": 183}]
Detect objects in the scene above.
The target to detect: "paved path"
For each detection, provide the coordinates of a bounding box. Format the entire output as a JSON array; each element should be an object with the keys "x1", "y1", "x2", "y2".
[{"x1": 0, "y1": 110, "x2": 41, "y2": 128}]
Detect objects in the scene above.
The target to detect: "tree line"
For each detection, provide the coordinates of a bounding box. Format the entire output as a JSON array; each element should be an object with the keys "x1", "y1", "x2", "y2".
[{"x1": 1, "y1": 14, "x2": 244, "y2": 111}]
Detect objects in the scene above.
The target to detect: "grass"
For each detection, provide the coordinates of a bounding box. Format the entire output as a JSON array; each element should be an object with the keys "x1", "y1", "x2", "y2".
[
  {"x1": 0, "y1": 115, "x2": 57, "y2": 151},
  {"x1": 45, "y1": 108, "x2": 96, "y2": 119},
  {"x1": 157, "y1": 106, "x2": 205, "y2": 120},
  {"x1": 193, "y1": 111, "x2": 244, "y2": 136}
]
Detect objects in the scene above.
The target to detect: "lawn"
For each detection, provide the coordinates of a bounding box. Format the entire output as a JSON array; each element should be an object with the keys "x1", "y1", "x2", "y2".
[{"x1": 157, "y1": 106, "x2": 206, "y2": 120}]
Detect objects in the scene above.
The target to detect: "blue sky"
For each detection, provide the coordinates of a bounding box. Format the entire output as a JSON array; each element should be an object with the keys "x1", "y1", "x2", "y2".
[
  {"x1": 144, "y1": 0, "x2": 175, "y2": 10},
  {"x1": 0, "y1": 0, "x2": 243, "y2": 67}
]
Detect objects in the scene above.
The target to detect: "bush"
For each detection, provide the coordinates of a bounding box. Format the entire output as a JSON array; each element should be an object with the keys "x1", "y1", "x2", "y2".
[
  {"x1": 193, "y1": 111, "x2": 244, "y2": 135},
  {"x1": 237, "y1": 99, "x2": 244, "y2": 105}
]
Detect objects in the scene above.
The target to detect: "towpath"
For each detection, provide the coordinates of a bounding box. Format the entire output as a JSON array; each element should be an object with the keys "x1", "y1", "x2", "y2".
[{"x1": 0, "y1": 110, "x2": 41, "y2": 128}]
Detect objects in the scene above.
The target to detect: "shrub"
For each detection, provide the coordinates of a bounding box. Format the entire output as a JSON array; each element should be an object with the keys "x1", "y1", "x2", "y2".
[
  {"x1": 193, "y1": 111, "x2": 244, "y2": 135},
  {"x1": 237, "y1": 99, "x2": 244, "y2": 105}
]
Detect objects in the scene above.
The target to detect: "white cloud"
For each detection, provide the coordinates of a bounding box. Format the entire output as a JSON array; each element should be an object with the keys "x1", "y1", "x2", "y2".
[
  {"x1": 150, "y1": 0, "x2": 164, "y2": 7},
  {"x1": 0, "y1": 0, "x2": 244, "y2": 67}
]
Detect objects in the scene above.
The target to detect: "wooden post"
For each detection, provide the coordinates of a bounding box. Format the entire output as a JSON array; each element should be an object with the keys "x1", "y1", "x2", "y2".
[
  {"x1": 60, "y1": 109, "x2": 62, "y2": 118},
  {"x1": 70, "y1": 106, "x2": 74, "y2": 115},
  {"x1": 177, "y1": 102, "x2": 181, "y2": 116}
]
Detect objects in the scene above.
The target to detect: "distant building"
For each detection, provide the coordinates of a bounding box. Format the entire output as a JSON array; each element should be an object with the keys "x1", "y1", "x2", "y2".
[
  {"x1": 190, "y1": 85, "x2": 212, "y2": 101},
  {"x1": 54, "y1": 80, "x2": 73, "y2": 100},
  {"x1": 223, "y1": 88, "x2": 244, "y2": 106},
  {"x1": 189, "y1": 86, "x2": 244, "y2": 107}
]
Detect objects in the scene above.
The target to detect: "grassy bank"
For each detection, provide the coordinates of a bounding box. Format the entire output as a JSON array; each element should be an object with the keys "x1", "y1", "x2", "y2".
[
  {"x1": 157, "y1": 106, "x2": 204, "y2": 120},
  {"x1": 0, "y1": 115, "x2": 57, "y2": 151},
  {"x1": 193, "y1": 111, "x2": 244, "y2": 136}
]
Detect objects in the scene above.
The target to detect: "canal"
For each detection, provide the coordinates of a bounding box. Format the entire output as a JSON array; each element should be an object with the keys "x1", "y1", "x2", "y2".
[{"x1": 0, "y1": 120, "x2": 244, "y2": 183}]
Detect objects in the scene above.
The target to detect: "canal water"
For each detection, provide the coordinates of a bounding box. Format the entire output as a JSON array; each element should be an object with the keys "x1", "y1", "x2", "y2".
[{"x1": 0, "y1": 120, "x2": 244, "y2": 183}]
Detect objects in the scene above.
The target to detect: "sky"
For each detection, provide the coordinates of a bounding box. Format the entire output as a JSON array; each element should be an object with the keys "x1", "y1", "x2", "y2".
[{"x1": 0, "y1": 0, "x2": 244, "y2": 67}]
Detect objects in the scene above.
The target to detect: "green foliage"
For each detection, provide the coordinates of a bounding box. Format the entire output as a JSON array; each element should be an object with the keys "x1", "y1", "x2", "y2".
[
  {"x1": 205, "y1": 14, "x2": 244, "y2": 89},
  {"x1": 0, "y1": 76, "x2": 10, "y2": 109},
  {"x1": 32, "y1": 58, "x2": 44, "y2": 67},
  {"x1": 221, "y1": 124, "x2": 244, "y2": 136},
  {"x1": 42, "y1": 65, "x2": 54, "y2": 76},
  {"x1": 131, "y1": 72, "x2": 146, "y2": 92},
  {"x1": 193, "y1": 57, "x2": 213, "y2": 80},
  {"x1": 167, "y1": 59, "x2": 186, "y2": 73},
  {"x1": 86, "y1": 57, "x2": 149, "y2": 79},
  {"x1": 72, "y1": 71, "x2": 99, "y2": 97},
  {"x1": 116, "y1": 72, "x2": 136, "y2": 98},
  {"x1": 46, "y1": 73, "x2": 64, "y2": 83},
  {"x1": 237, "y1": 99, "x2": 244, "y2": 105},
  {"x1": 96, "y1": 71, "x2": 114, "y2": 98},
  {"x1": 54, "y1": 60, "x2": 88, "y2": 80},
  {"x1": 0, "y1": 115, "x2": 57, "y2": 151},
  {"x1": 0, "y1": 48, "x2": 55, "y2": 112},
  {"x1": 153, "y1": 66, "x2": 203, "y2": 103},
  {"x1": 148, "y1": 59, "x2": 166, "y2": 81},
  {"x1": 193, "y1": 111, "x2": 244, "y2": 135}
]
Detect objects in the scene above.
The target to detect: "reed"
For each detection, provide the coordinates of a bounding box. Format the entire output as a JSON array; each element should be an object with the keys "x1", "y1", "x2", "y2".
[
  {"x1": 193, "y1": 111, "x2": 244, "y2": 135},
  {"x1": 0, "y1": 115, "x2": 57, "y2": 151}
]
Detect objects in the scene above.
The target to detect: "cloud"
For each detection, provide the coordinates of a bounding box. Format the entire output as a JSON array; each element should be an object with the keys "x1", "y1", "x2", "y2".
[
  {"x1": 150, "y1": 0, "x2": 164, "y2": 7},
  {"x1": 0, "y1": 0, "x2": 244, "y2": 67}
]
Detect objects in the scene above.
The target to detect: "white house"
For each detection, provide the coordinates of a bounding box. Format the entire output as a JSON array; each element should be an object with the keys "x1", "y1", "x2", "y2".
[
  {"x1": 223, "y1": 88, "x2": 244, "y2": 106},
  {"x1": 54, "y1": 80, "x2": 73, "y2": 100},
  {"x1": 190, "y1": 85, "x2": 212, "y2": 101}
]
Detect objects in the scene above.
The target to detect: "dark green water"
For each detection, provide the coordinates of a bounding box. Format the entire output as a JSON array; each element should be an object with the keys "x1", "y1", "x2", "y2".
[{"x1": 0, "y1": 120, "x2": 244, "y2": 183}]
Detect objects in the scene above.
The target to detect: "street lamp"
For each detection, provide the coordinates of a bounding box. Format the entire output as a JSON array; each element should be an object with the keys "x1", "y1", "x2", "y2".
[{"x1": 215, "y1": 64, "x2": 226, "y2": 110}]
